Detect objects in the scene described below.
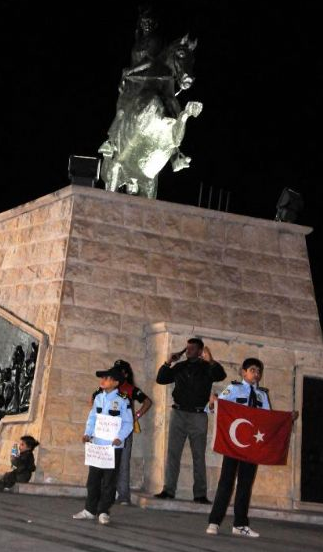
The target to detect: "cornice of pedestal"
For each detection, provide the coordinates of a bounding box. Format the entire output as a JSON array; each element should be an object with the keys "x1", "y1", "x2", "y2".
[
  {"x1": 144, "y1": 321, "x2": 323, "y2": 353},
  {"x1": 0, "y1": 184, "x2": 313, "y2": 236}
]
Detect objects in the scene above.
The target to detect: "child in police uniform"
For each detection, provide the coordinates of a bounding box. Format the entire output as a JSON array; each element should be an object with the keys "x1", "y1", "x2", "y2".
[
  {"x1": 91, "y1": 359, "x2": 153, "y2": 505},
  {"x1": 73, "y1": 367, "x2": 133, "y2": 525},
  {"x1": 206, "y1": 357, "x2": 299, "y2": 538},
  {"x1": 207, "y1": 358, "x2": 270, "y2": 538}
]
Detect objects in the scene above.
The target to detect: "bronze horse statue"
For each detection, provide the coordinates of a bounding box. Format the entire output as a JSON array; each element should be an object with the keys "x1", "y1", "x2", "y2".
[{"x1": 99, "y1": 34, "x2": 203, "y2": 198}]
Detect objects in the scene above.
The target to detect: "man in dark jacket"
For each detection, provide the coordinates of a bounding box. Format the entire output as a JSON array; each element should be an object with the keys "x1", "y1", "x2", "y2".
[{"x1": 154, "y1": 338, "x2": 226, "y2": 503}]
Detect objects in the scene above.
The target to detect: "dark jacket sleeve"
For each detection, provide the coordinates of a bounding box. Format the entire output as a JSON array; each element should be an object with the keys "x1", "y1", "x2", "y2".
[
  {"x1": 209, "y1": 361, "x2": 227, "y2": 382},
  {"x1": 156, "y1": 363, "x2": 176, "y2": 384},
  {"x1": 11, "y1": 456, "x2": 20, "y2": 468},
  {"x1": 13, "y1": 452, "x2": 36, "y2": 474},
  {"x1": 132, "y1": 386, "x2": 148, "y2": 403}
]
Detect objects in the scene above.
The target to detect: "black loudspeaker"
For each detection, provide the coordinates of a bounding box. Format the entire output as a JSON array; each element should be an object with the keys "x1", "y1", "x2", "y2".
[
  {"x1": 68, "y1": 155, "x2": 101, "y2": 187},
  {"x1": 275, "y1": 188, "x2": 304, "y2": 223}
]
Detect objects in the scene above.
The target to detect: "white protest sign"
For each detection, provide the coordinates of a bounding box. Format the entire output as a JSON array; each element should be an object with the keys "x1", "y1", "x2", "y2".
[
  {"x1": 94, "y1": 414, "x2": 122, "y2": 441},
  {"x1": 85, "y1": 443, "x2": 115, "y2": 469}
]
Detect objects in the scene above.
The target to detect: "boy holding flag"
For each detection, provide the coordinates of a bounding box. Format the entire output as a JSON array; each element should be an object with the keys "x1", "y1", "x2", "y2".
[{"x1": 207, "y1": 358, "x2": 298, "y2": 538}]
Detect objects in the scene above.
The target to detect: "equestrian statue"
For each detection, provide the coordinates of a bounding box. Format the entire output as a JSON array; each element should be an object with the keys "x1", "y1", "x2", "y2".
[{"x1": 98, "y1": 5, "x2": 203, "y2": 199}]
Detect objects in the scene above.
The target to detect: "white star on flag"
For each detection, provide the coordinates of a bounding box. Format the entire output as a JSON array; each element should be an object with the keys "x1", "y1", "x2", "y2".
[{"x1": 253, "y1": 430, "x2": 265, "y2": 443}]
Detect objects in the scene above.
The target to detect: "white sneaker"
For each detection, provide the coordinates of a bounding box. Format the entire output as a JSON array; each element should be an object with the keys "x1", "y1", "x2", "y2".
[
  {"x1": 73, "y1": 509, "x2": 95, "y2": 520},
  {"x1": 98, "y1": 513, "x2": 110, "y2": 525},
  {"x1": 206, "y1": 523, "x2": 219, "y2": 535},
  {"x1": 232, "y1": 526, "x2": 259, "y2": 538}
]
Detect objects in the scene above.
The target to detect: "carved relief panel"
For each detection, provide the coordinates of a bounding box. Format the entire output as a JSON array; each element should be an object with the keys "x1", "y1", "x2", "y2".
[{"x1": 0, "y1": 307, "x2": 48, "y2": 423}]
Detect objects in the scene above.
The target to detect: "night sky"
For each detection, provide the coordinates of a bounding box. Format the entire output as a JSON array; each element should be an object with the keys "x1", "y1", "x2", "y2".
[{"x1": 1, "y1": 0, "x2": 322, "y2": 322}]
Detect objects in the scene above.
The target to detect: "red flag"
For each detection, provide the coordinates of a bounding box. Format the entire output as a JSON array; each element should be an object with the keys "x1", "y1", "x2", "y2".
[{"x1": 213, "y1": 399, "x2": 293, "y2": 465}]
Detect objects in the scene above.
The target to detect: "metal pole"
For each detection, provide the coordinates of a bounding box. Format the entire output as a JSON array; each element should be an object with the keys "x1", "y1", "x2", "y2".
[
  {"x1": 207, "y1": 186, "x2": 213, "y2": 209},
  {"x1": 218, "y1": 188, "x2": 223, "y2": 210},
  {"x1": 198, "y1": 181, "x2": 204, "y2": 207},
  {"x1": 225, "y1": 191, "x2": 231, "y2": 212}
]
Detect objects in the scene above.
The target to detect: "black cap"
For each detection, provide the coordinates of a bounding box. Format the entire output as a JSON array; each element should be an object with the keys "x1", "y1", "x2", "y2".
[
  {"x1": 114, "y1": 359, "x2": 131, "y2": 371},
  {"x1": 95, "y1": 367, "x2": 125, "y2": 384}
]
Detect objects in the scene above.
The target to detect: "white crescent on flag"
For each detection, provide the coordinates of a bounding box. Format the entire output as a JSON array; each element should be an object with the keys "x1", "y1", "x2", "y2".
[{"x1": 229, "y1": 418, "x2": 253, "y2": 448}]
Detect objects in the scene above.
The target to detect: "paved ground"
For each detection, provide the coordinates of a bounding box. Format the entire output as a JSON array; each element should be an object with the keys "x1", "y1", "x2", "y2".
[{"x1": 0, "y1": 493, "x2": 322, "y2": 552}]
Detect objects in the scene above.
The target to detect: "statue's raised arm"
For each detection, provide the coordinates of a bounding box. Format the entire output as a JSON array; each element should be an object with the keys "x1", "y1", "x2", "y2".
[{"x1": 98, "y1": 6, "x2": 203, "y2": 199}]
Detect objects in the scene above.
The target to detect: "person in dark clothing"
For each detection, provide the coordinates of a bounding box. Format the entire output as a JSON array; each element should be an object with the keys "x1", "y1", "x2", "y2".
[
  {"x1": 154, "y1": 338, "x2": 226, "y2": 503},
  {"x1": 113, "y1": 359, "x2": 152, "y2": 504},
  {"x1": 0, "y1": 435, "x2": 39, "y2": 491}
]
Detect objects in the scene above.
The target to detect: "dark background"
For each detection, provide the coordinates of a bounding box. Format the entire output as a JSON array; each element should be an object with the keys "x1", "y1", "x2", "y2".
[{"x1": 1, "y1": 0, "x2": 322, "y2": 323}]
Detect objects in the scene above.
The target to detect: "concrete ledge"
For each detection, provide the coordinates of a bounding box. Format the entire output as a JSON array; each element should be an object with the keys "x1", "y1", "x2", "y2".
[
  {"x1": 131, "y1": 492, "x2": 323, "y2": 526},
  {"x1": 13, "y1": 482, "x2": 87, "y2": 497},
  {"x1": 10, "y1": 484, "x2": 323, "y2": 526}
]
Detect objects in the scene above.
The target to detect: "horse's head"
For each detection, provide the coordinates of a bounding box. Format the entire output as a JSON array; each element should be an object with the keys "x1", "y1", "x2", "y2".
[{"x1": 164, "y1": 34, "x2": 197, "y2": 91}]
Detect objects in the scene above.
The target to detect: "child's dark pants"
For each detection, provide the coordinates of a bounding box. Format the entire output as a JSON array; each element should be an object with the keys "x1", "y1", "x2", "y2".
[
  {"x1": 85, "y1": 448, "x2": 122, "y2": 515},
  {"x1": 209, "y1": 456, "x2": 257, "y2": 527},
  {"x1": 0, "y1": 470, "x2": 31, "y2": 491}
]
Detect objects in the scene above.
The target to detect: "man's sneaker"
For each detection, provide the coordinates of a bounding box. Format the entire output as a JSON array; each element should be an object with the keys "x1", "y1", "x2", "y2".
[
  {"x1": 98, "y1": 513, "x2": 110, "y2": 525},
  {"x1": 194, "y1": 496, "x2": 211, "y2": 504},
  {"x1": 73, "y1": 509, "x2": 95, "y2": 520},
  {"x1": 154, "y1": 490, "x2": 175, "y2": 499},
  {"x1": 206, "y1": 523, "x2": 219, "y2": 535},
  {"x1": 232, "y1": 526, "x2": 259, "y2": 538}
]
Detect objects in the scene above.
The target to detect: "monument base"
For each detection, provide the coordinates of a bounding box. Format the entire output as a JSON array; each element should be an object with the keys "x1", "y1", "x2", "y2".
[{"x1": 0, "y1": 185, "x2": 322, "y2": 511}]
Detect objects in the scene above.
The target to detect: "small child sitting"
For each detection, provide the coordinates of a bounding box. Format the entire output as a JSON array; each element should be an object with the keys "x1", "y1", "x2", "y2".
[{"x1": 0, "y1": 435, "x2": 39, "y2": 491}]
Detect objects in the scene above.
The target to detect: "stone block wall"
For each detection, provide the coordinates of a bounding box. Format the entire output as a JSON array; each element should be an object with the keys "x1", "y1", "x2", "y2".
[
  {"x1": 144, "y1": 322, "x2": 323, "y2": 508},
  {"x1": 0, "y1": 193, "x2": 73, "y2": 472},
  {"x1": 0, "y1": 185, "x2": 322, "y2": 508}
]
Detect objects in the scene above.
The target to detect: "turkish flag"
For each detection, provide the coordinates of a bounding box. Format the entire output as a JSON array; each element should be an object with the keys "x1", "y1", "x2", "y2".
[{"x1": 213, "y1": 399, "x2": 293, "y2": 465}]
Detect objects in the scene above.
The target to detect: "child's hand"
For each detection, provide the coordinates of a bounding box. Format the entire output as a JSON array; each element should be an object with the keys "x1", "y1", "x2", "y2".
[
  {"x1": 202, "y1": 346, "x2": 214, "y2": 363},
  {"x1": 209, "y1": 392, "x2": 218, "y2": 412},
  {"x1": 291, "y1": 411, "x2": 299, "y2": 422},
  {"x1": 82, "y1": 435, "x2": 91, "y2": 443},
  {"x1": 112, "y1": 438, "x2": 122, "y2": 446}
]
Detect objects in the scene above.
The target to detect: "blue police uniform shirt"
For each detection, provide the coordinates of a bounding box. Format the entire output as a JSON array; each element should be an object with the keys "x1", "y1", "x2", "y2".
[
  {"x1": 219, "y1": 379, "x2": 271, "y2": 410},
  {"x1": 85, "y1": 388, "x2": 133, "y2": 448}
]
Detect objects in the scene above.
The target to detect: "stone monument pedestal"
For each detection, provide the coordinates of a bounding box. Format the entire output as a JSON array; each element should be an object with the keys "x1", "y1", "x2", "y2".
[{"x1": 0, "y1": 185, "x2": 322, "y2": 511}]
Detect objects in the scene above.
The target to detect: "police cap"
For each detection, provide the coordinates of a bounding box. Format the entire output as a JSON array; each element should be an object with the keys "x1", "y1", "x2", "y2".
[
  {"x1": 114, "y1": 359, "x2": 131, "y2": 371},
  {"x1": 95, "y1": 367, "x2": 125, "y2": 384}
]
